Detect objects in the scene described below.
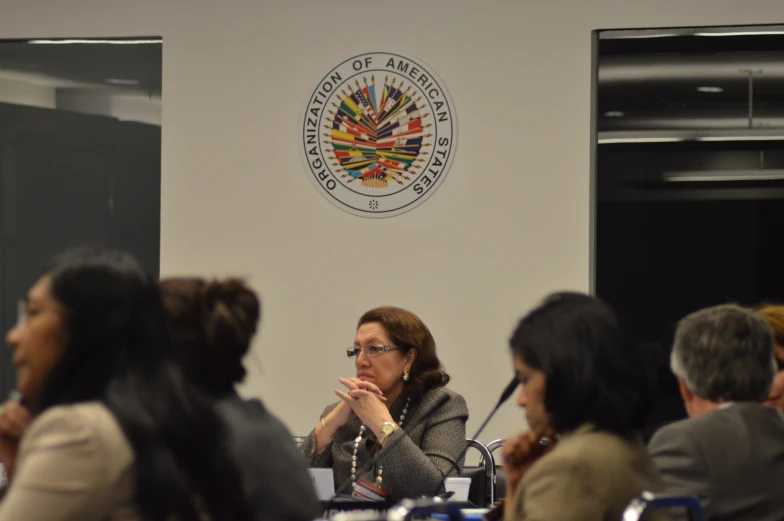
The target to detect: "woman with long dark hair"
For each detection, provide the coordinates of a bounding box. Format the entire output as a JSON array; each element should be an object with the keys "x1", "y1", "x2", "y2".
[
  {"x1": 0, "y1": 248, "x2": 253, "y2": 521},
  {"x1": 502, "y1": 292, "x2": 662, "y2": 521}
]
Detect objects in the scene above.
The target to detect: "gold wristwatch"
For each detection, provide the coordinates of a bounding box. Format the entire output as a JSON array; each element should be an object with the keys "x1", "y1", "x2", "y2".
[{"x1": 377, "y1": 421, "x2": 398, "y2": 445}]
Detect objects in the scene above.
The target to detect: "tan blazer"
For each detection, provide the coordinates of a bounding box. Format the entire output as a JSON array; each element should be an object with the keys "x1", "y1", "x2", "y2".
[
  {"x1": 505, "y1": 425, "x2": 663, "y2": 521},
  {"x1": 0, "y1": 402, "x2": 138, "y2": 521}
]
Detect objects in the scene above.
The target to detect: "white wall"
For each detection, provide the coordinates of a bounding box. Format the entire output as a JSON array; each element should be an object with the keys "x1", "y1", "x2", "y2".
[{"x1": 3, "y1": 0, "x2": 783, "y2": 444}]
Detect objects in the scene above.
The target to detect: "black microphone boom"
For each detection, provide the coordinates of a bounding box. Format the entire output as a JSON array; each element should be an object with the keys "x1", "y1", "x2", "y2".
[
  {"x1": 430, "y1": 375, "x2": 519, "y2": 499},
  {"x1": 470, "y1": 376, "x2": 519, "y2": 441}
]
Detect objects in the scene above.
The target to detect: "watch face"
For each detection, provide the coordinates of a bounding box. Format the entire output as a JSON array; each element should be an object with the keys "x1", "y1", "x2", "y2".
[{"x1": 382, "y1": 422, "x2": 395, "y2": 434}]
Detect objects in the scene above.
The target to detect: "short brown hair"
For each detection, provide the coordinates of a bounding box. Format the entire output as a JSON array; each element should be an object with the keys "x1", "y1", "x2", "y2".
[
  {"x1": 357, "y1": 306, "x2": 449, "y2": 394},
  {"x1": 757, "y1": 304, "x2": 784, "y2": 369},
  {"x1": 757, "y1": 305, "x2": 784, "y2": 347}
]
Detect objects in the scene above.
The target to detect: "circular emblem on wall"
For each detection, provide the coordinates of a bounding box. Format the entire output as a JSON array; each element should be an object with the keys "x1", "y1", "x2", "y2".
[{"x1": 301, "y1": 52, "x2": 457, "y2": 218}]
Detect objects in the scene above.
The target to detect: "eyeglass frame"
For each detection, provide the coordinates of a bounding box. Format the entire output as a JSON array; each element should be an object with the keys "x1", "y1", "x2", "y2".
[
  {"x1": 16, "y1": 299, "x2": 64, "y2": 326},
  {"x1": 346, "y1": 345, "x2": 402, "y2": 359}
]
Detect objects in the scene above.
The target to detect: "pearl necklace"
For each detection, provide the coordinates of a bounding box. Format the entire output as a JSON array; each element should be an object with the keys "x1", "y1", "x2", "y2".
[{"x1": 351, "y1": 397, "x2": 411, "y2": 489}]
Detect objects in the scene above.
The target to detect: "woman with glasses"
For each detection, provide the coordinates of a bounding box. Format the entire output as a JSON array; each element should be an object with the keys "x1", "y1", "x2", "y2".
[
  {"x1": 300, "y1": 306, "x2": 468, "y2": 501},
  {"x1": 0, "y1": 248, "x2": 253, "y2": 521}
]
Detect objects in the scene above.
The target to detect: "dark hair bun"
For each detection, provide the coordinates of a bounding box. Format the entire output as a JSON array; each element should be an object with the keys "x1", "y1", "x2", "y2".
[
  {"x1": 159, "y1": 277, "x2": 261, "y2": 395},
  {"x1": 202, "y1": 279, "x2": 260, "y2": 360}
]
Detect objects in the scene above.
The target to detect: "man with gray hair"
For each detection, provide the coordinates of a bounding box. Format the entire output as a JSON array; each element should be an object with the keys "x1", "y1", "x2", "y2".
[{"x1": 649, "y1": 304, "x2": 784, "y2": 521}]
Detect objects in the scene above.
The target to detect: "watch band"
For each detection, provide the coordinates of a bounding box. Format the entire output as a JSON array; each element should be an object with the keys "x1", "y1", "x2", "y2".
[{"x1": 377, "y1": 421, "x2": 397, "y2": 445}]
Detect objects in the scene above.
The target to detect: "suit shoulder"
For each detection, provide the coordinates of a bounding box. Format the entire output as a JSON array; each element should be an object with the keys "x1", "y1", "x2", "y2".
[
  {"x1": 556, "y1": 429, "x2": 638, "y2": 461},
  {"x1": 423, "y1": 387, "x2": 468, "y2": 414},
  {"x1": 530, "y1": 430, "x2": 657, "y2": 488},
  {"x1": 649, "y1": 416, "x2": 693, "y2": 443},
  {"x1": 651, "y1": 405, "x2": 756, "y2": 447},
  {"x1": 32, "y1": 402, "x2": 126, "y2": 444},
  {"x1": 218, "y1": 397, "x2": 295, "y2": 439},
  {"x1": 22, "y1": 402, "x2": 134, "y2": 474},
  {"x1": 431, "y1": 386, "x2": 466, "y2": 403}
]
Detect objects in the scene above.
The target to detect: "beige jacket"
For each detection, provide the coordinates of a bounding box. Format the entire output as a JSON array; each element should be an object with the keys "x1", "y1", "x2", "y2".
[
  {"x1": 0, "y1": 402, "x2": 138, "y2": 521},
  {"x1": 505, "y1": 425, "x2": 663, "y2": 521}
]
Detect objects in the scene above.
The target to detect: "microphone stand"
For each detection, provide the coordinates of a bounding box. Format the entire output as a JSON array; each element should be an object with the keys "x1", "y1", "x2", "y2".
[
  {"x1": 431, "y1": 376, "x2": 519, "y2": 499},
  {"x1": 388, "y1": 377, "x2": 520, "y2": 520}
]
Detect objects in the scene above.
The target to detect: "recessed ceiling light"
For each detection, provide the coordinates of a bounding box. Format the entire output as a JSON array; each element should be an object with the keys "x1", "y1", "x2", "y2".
[
  {"x1": 697, "y1": 86, "x2": 723, "y2": 93},
  {"x1": 106, "y1": 78, "x2": 140, "y2": 86},
  {"x1": 598, "y1": 137, "x2": 685, "y2": 144},
  {"x1": 695, "y1": 31, "x2": 784, "y2": 37},
  {"x1": 604, "y1": 111, "x2": 625, "y2": 117},
  {"x1": 28, "y1": 39, "x2": 161, "y2": 45},
  {"x1": 663, "y1": 170, "x2": 784, "y2": 182}
]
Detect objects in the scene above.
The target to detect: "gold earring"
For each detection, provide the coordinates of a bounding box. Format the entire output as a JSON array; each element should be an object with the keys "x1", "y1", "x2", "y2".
[{"x1": 403, "y1": 370, "x2": 409, "y2": 381}]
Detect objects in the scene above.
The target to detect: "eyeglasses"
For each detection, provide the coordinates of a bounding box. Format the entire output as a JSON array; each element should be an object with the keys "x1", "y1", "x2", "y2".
[
  {"x1": 16, "y1": 300, "x2": 61, "y2": 325},
  {"x1": 346, "y1": 345, "x2": 400, "y2": 358}
]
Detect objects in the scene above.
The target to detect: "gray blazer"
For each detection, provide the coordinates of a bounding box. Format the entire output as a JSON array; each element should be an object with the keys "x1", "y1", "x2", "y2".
[
  {"x1": 648, "y1": 402, "x2": 784, "y2": 521},
  {"x1": 217, "y1": 396, "x2": 321, "y2": 521},
  {"x1": 300, "y1": 387, "x2": 468, "y2": 501}
]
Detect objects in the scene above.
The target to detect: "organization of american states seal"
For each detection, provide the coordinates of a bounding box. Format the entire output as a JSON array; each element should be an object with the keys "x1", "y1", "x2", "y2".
[{"x1": 301, "y1": 52, "x2": 457, "y2": 218}]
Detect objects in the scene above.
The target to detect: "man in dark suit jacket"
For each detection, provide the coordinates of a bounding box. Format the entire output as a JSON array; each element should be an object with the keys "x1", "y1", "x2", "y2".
[{"x1": 649, "y1": 304, "x2": 784, "y2": 521}]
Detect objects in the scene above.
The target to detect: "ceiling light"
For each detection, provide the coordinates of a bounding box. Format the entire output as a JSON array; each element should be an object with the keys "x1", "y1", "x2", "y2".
[
  {"x1": 695, "y1": 31, "x2": 784, "y2": 37},
  {"x1": 698, "y1": 136, "x2": 784, "y2": 142},
  {"x1": 606, "y1": 33, "x2": 681, "y2": 39},
  {"x1": 604, "y1": 111, "x2": 625, "y2": 117},
  {"x1": 600, "y1": 28, "x2": 694, "y2": 39},
  {"x1": 27, "y1": 39, "x2": 161, "y2": 45},
  {"x1": 598, "y1": 137, "x2": 684, "y2": 144},
  {"x1": 697, "y1": 86, "x2": 723, "y2": 93},
  {"x1": 106, "y1": 78, "x2": 140, "y2": 86},
  {"x1": 663, "y1": 169, "x2": 784, "y2": 182}
]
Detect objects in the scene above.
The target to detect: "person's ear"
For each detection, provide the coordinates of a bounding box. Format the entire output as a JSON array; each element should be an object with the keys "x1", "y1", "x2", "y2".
[
  {"x1": 677, "y1": 376, "x2": 694, "y2": 403},
  {"x1": 405, "y1": 349, "x2": 417, "y2": 371}
]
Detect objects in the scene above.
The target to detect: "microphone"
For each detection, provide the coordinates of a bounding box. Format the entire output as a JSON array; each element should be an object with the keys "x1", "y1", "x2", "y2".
[
  {"x1": 470, "y1": 376, "x2": 519, "y2": 441},
  {"x1": 332, "y1": 391, "x2": 451, "y2": 497},
  {"x1": 430, "y1": 375, "x2": 519, "y2": 499}
]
